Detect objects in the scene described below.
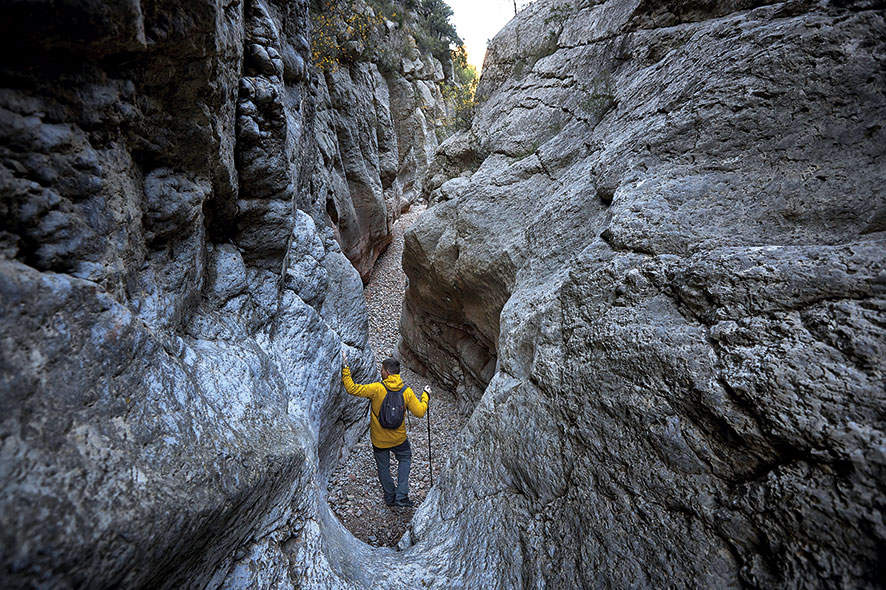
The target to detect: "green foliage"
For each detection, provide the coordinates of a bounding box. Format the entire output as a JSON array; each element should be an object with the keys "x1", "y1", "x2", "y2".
[
  {"x1": 441, "y1": 45, "x2": 478, "y2": 131},
  {"x1": 310, "y1": 0, "x2": 476, "y2": 135},
  {"x1": 310, "y1": 0, "x2": 385, "y2": 71},
  {"x1": 452, "y1": 45, "x2": 478, "y2": 88},
  {"x1": 418, "y1": 0, "x2": 461, "y2": 44},
  {"x1": 368, "y1": 0, "x2": 405, "y2": 25},
  {"x1": 313, "y1": 0, "x2": 462, "y2": 72},
  {"x1": 544, "y1": 3, "x2": 570, "y2": 26},
  {"x1": 413, "y1": 0, "x2": 462, "y2": 67}
]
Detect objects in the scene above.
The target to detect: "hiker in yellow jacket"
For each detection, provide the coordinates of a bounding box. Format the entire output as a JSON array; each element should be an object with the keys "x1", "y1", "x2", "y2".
[{"x1": 341, "y1": 351, "x2": 429, "y2": 507}]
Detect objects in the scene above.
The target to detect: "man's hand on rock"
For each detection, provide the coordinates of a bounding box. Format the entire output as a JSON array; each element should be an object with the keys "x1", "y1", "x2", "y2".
[{"x1": 341, "y1": 350, "x2": 348, "y2": 365}]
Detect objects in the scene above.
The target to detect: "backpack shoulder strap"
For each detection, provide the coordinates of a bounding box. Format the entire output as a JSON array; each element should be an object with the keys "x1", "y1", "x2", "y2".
[{"x1": 369, "y1": 382, "x2": 385, "y2": 420}]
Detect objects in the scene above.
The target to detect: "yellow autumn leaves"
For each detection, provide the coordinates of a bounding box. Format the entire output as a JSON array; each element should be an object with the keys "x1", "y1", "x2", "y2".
[{"x1": 311, "y1": 1, "x2": 386, "y2": 72}]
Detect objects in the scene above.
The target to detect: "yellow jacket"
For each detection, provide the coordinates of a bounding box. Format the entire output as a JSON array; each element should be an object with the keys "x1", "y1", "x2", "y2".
[{"x1": 342, "y1": 366, "x2": 428, "y2": 448}]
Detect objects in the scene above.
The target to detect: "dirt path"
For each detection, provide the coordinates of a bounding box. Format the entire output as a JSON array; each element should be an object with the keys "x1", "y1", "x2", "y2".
[{"x1": 327, "y1": 205, "x2": 470, "y2": 548}]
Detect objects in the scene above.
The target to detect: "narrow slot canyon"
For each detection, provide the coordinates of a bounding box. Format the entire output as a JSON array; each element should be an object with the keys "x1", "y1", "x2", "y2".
[
  {"x1": 325, "y1": 205, "x2": 471, "y2": 548},
  {"x1": 1, "y1": 0, "x2": 884, "y2": 589}
]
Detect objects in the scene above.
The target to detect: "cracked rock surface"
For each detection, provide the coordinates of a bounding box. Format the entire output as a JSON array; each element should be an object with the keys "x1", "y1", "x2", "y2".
[{"x1": 401, "y1": 0, "x2": 886, "y2": 587}]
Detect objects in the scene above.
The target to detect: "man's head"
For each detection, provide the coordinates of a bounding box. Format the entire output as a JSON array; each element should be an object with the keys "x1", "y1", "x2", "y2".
[{"x1": 381, "y1": 357, "x2": 400, "y2": 378}]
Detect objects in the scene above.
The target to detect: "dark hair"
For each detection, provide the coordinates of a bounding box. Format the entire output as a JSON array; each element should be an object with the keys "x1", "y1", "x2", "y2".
[{"x1": 382, "y1": 357, "x2": 400, "y2": 375}]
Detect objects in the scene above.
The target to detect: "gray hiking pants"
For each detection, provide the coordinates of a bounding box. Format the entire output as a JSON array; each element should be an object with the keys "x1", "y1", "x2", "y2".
[{"x1": 372, "y1": 439, "x2": 411, "y2": 503}]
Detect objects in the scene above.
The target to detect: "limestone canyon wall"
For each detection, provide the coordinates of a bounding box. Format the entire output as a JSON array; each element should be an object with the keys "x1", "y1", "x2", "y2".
[
  {"x1": 0, "y1": 0, "x2": 447, "y2": 588},
  {"x1": 403, "y1": 0, "x2": 886, "y2": 588},
  {"x1": 314, "y1": 3, "x2": 450, "y2": 281},
  {"x1": 3, "y1": 0, "x2": 885, "y2": 588}
]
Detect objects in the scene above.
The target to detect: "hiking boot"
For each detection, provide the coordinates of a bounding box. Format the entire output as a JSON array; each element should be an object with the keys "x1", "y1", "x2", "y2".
[
  {"x1": 384, "y1": 494, "x2": 396, "y2": 506},
  {"x1": 394, "y1": 497, "x2": 414, "y2": 508}
]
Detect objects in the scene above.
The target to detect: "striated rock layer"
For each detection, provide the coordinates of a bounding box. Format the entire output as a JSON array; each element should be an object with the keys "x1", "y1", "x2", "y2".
[
  {"x1": 0, "y1": 0, "x2": 446, "y2": 588},
  {"x1": 402, "y1": 0, "x2": 886, "y2": 587}
]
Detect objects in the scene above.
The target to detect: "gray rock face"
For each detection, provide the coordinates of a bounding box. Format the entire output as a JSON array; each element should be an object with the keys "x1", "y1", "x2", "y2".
[
  {"x1": 310, "y1": 5, "x2": 449, "y2": 282},
  {"x1": 402, "y1": 0, "x2": 886, "y2": 587},
  {"x1": 4, "y1": 0, "x2": 884, "y2": 588},
  {"x1": 0, "y1": 0, "x2": 441, "y2": 588}
]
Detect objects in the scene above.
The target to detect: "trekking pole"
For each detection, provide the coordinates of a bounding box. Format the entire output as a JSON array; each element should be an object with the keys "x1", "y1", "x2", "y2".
[{"x1": 425, "y1": 386, "x2": 432, "y2": 487}]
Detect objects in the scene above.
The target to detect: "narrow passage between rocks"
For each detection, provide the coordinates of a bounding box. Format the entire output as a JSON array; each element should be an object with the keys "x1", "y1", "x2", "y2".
[{"x1": 327, "y1": 205, "x2": 469, "y2": 548}]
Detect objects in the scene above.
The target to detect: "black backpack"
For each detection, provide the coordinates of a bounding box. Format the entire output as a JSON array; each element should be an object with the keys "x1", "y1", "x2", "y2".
[{"x1": 374, "y1": 384, "x2": 406, "y2": 429}]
